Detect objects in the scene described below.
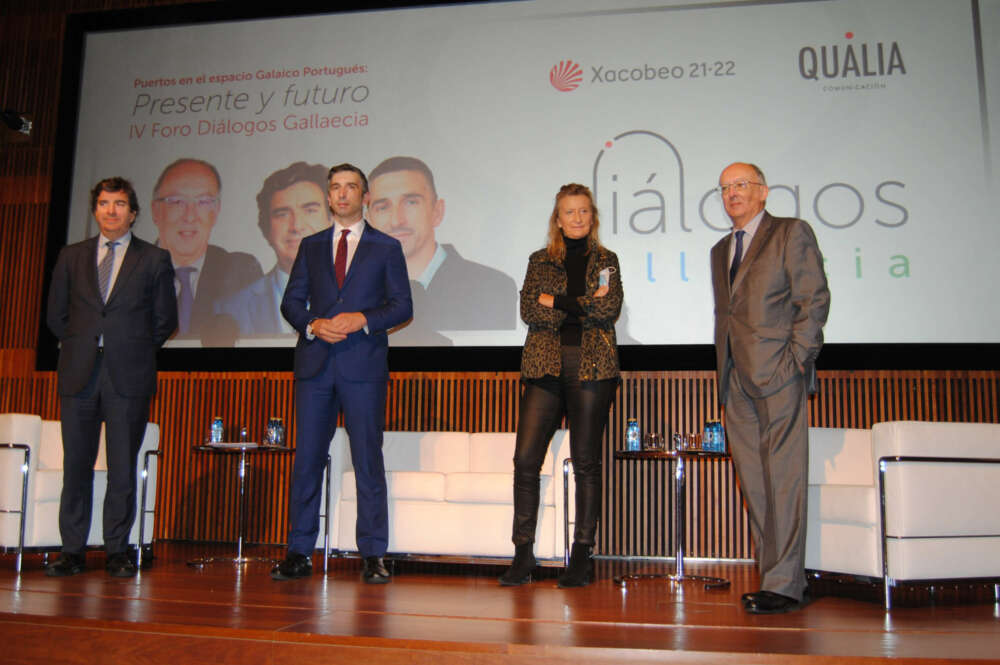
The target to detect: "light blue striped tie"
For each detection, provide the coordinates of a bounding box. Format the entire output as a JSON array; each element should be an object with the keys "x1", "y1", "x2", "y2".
[{"x1": 98, "y1": 240, "x2": 117, "y2": 302}]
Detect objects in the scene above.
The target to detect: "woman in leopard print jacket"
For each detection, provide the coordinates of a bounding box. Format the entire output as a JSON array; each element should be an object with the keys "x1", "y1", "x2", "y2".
[{"x1": 499, "y1": 183, "x2": 622, "y2": 590}]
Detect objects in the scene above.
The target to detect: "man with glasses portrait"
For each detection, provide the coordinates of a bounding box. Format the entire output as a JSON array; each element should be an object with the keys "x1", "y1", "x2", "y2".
[{"x1": 150, "y1": 158, "x2": 262, "y2": 343}]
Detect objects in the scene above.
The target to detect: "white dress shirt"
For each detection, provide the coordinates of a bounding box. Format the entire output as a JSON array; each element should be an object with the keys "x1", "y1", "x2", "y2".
[
  {"x1": 729, "y1": 210, "x2": 765, "y2": 266},
  {"x1": 332, "y1": 218, "x2": 366, "y2": 276}
]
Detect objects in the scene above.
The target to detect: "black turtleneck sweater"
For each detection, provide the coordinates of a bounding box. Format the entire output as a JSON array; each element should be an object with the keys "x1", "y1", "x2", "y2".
[{"x1": 552, "y1": 235, "x2": 588, "y2": 346}]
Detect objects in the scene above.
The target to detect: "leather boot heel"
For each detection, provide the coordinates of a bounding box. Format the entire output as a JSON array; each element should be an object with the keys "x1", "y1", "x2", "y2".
[
  {"x1": 499, "y1": 543, "x2": 536, "y2": 586},
  {"x1": 558, "y1": 543, "x2": 594, "y2": 588}
]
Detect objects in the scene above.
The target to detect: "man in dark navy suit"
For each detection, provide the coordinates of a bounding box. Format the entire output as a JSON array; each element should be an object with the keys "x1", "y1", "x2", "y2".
[
  {"x1": 274, "y1": 163, "x2": 412, "y2": 583},
  {"x1": 45, "y1": 177, "x2": 177, "y2": 578}
]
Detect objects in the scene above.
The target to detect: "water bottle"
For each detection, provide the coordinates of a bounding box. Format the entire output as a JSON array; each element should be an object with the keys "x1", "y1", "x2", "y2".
[
  {"x1": 274, "y1": 417, "x2": 286, "y2": 446},
  {"x1": 626, "y1": 418, "x2": 641, "y2": 451},
  {"x1": 715, "y1": 420, "x2": 726, "y2": 453},
  {"x1": 210, "y1": 416, "x2": 225, "y2": 443},
  {"x1": 703, "y1": 421, "x2": 714, "y2": 451}
]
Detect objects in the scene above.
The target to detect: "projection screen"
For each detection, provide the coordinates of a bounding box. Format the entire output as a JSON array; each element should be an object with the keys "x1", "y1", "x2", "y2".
[{"x1": 51, "y1": 0, "x2": 1000, "y2": 360}]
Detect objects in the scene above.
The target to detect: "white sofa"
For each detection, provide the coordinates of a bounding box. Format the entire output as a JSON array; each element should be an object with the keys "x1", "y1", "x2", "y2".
[
  {"x1": 325, "y1": 428, "x2": 571, "y2": 561},
  {"x1": 0, "y1": 413, "x2": 160, "y2": 572},
  {"x1": 806, "y1": 421, "x2": 1000, "y2": 608}
]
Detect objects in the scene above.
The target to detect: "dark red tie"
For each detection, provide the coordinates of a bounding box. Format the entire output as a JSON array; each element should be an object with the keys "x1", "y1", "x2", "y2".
[{"x1": 334, "y1": 228, "x2": 349, "y2": 288}]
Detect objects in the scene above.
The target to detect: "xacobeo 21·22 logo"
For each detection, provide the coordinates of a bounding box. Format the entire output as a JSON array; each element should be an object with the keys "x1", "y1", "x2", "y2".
[{"x1": 549, "y1": 60, "x2": 583, "y2": 92}]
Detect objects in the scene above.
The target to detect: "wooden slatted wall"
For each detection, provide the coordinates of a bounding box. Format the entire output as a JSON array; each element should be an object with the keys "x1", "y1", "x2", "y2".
[{"x1": 2, "y1": 369, "x2": 998, "y2": 557}]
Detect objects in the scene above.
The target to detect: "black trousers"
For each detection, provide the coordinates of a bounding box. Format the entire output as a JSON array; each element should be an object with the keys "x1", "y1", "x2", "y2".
[
  {"x1": 59, "y1": 352, "x2": 149, "y2": 554},
  {"x1": 511, "y1": 346, "x2": 617, "y2": 546}
]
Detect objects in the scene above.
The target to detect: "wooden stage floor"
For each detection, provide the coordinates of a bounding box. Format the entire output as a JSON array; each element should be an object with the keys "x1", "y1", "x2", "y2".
[{"x1": 2, "y1": 543, "x2": 999, "y2": 664}]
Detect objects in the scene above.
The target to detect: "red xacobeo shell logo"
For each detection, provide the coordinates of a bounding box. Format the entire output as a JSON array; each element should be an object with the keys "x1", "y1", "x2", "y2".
[{"x1": 550, "y1": 60, "x2": 583, "y2": 92}]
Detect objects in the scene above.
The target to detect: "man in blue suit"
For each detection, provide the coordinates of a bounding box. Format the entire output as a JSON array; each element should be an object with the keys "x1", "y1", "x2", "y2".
[{"x1": 274, "y1": 163, "x2": 412, "y2": 583}]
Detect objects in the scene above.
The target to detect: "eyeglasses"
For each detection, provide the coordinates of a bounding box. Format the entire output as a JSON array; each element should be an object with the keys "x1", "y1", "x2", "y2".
[
  {"x1": 715, "y1": 180, "x2": 763, "y2": 195},
  {"x1": 153, "y1": 195, "x2": 219, "y2": 214}
]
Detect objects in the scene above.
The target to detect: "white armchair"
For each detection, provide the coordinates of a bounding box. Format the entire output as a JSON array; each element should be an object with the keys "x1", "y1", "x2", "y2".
[
  {"x1": 806, "y1": 422, "x2": 1000, "y2": 608},
  {"x1": 0, "y1": 413, "x2": 160, "y2": 572},
  {"x1": 0, "y1": 413, "x2": 41, "y2": 571}
]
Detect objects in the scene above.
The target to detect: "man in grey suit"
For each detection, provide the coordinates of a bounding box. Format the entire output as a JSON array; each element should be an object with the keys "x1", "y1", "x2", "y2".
[
  {"x1": 709, "y1": 162, "x2": 830, "y2": 614},
  {"x1": 46, "y1": 177, "x2": 178, "y2": 577}
]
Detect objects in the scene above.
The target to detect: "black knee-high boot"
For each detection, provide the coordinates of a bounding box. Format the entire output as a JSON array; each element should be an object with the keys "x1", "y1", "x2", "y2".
[{"x1": 558, "y1": 542, "x2": 593, "y2": 588}]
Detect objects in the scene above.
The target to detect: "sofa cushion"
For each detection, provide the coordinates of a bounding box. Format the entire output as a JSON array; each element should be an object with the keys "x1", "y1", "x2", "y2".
[
  {"x1": 805, "y1": 522, "x2": 880, "y2": 578},
  {"x1": 808, "y1": 427, "x2": 873, "y2": 485},
  {"x1": 37, "y1": 421, "x2": 64, "y2": 470},
  {"x1": 888, "y1": 536, "x2": 1000, "y2": 580},
  {"x1": 448, "y1": 472, "x2": 554, "y2": 505},
  {"x1": 874, "y1": 422, "x2": 1000, "y2": 537},
  {"x1": 882, "y1": 462, "x2": 1000, "y2": 537},
  {"x1": 468, "y1": 431, "x2": 564, "y2": 478},
  {"x1": 32, "y1": 469, "x2": 65, "y2": 503},
  {"x1": 873, "y1": 421, "x2": 1000, "y2": 460},
  {"x1": 381, "y1": 432, "x2": 470, "y2": 473},
  {"x1": 341, "y1": 470, "x2": 445, "y2": 502},
  {"x1": 446, "y1": 471, "x2": 510, "y2": 504},
  {"x1": 0, "y1": 415, "x2": 41, "y2": 511},
  {"x1": 807, "y1": 485, "x2": 878, "y2": 526},
  {"x1": 468, "y1": 432, "x2": 513, "y2": 472},
  {"x1": 0, "y1": 414, "x2": 41, "y2": 457},
  {"x1": 337, "y1": 500, "x2": 559, "y2": 558}
]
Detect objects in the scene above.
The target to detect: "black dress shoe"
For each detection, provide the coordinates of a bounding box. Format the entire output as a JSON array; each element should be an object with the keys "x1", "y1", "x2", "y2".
[
  {"x1": 361, "y1": 556, "x2": 391, "y2": 584},
  {"x1": 46, "y1": 553, "x2": 86, "y2": 577},
  {"x1": 271, "y1": 552, "x2": 312, "y2": 581},
  {"x1": 105, "y1": 551, "x2": 138, "y2": 578},
  {"x1": 744, "y1": 590, "x2": 800, "y2": 614},
  {"x1": 742, "y1": 590, "x2": 765, "y2": 608}
]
